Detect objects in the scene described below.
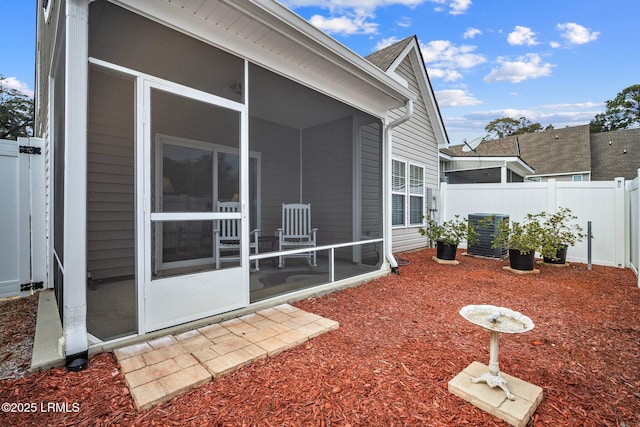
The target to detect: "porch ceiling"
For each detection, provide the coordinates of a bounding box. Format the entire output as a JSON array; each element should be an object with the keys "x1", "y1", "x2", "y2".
[{"x1": 114, "y1": 0, "x2": 415, "y2": 118}]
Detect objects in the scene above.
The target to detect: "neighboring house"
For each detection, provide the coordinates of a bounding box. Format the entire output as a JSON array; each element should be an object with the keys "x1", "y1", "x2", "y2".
[
  {"x1": 366, "y1": 36, "x2": 449, "y2": 253},
  {"x1": 441, "y1": 125, "x2": 640, "y2": 184},
  {"x1": 441, "y1": 125, "x2": 592, "y2": 183},
  {"x1": 34, "y1": 0, "x2": 447, "y2": 367}
]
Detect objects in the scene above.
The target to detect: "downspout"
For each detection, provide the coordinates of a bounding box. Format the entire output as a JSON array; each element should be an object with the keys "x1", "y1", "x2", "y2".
[{"x1": 385, "y1": 99, "x2": 413, "y2": 274}]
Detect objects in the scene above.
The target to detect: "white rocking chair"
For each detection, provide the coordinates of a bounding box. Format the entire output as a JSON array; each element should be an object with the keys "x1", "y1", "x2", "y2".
[
  {"x1": 277, "y1": 203, "x2": 317, "y2": 268},
  {"x1": 215, "y1": 201, "x2": 260, "y2": 271}
]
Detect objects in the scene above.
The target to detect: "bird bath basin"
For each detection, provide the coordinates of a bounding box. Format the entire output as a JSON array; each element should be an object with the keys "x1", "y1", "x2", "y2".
[{"x1": 459, "y1": 305, "x2": 534, "y2": 400}]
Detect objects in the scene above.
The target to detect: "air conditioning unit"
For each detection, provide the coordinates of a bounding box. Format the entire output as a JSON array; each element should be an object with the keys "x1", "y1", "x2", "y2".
[{"x1": 467, "y1": 213, "x2": 509, "y2": 258}]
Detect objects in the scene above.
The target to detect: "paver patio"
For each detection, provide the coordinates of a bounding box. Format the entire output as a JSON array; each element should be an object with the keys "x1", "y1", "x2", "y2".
[{"x1": 114, "y1": 304, "x2": 339, "y2": 410}]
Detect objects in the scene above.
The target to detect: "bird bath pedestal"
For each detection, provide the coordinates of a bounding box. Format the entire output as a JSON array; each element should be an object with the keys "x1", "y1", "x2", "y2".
[{"x1": 448, "y1": 305, "x2": 543, "y2": 427}]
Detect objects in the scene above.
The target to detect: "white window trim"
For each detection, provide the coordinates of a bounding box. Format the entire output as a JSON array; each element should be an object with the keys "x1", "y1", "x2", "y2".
[
  {"x1": 392, "y1": 158, "x2": 426, "y2": 229},
  {"x1": 408, "y1": 163, "x2": 425, "y2": 226}
]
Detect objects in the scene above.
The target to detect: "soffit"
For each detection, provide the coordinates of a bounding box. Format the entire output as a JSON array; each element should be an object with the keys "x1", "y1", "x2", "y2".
[{"x1": 113, "y1": 0, "x2": 415, "y2": 117}]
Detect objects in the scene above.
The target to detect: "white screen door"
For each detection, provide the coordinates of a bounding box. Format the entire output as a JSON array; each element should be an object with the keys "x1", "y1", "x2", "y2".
[{"x1": 141, "y1": 80, "x2": 248, "y2": 332}]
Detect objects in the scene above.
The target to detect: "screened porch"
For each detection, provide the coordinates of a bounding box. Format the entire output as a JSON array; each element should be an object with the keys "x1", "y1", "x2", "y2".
[{"x1": 79, "y1": 1, "x2": 385, "y2": 342}]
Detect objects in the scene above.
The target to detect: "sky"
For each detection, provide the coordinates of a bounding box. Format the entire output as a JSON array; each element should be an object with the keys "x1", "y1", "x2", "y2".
[{"x1": 1, "y1": 0, "x2": 638, "y2": 145}]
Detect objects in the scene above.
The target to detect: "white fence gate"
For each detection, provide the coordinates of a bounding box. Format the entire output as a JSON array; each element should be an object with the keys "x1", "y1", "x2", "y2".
[
  {"x1": 440, "y1": 178, "x2": 637, "y2": 272},
  {"x1": 0, "y1": 137, "x2": 46, "y2": 298}
]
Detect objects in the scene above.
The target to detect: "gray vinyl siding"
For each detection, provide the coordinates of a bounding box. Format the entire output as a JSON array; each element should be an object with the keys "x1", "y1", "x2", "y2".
[
  {"x1": 87, "y1": 70, "x2": 135, "y2": 280},
  {"x1": 302, "y1": 116, "x2": 353, "y2": 257},
  {"x1": 389, "y1": 56, "x2": 440, "y2": 254},
  {"x1": 35, "y1": 0, "x2": 64, "y2": 137}
]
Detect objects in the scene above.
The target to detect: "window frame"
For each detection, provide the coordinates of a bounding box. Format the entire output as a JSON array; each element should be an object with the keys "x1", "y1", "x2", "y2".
[{"x1": 392, "y1": 158, "x2": 426, "y2": 228}]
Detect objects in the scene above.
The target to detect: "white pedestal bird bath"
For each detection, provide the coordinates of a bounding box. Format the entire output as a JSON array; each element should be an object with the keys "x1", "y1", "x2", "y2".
[{"x1": 459, "y1": 304, "x2": 535, "y2": 400}]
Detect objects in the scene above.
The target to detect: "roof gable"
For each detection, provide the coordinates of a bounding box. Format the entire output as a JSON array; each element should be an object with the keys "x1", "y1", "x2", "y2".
[
  {"x1": 367, "y1": 36, "x2": 449, "y2": 147},
  {"x1": 365, "y1": 36, "x2": 414, "y2": 71}
]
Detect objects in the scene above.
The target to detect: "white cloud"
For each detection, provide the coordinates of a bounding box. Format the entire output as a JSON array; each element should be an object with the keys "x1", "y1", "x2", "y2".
[
  {"x1": 435, "y1": 88, "x2": 482, "y2": 107},
  {"x1": 424, "y1": 0, "x2": 472, "y2": 14},
  {"x1": 0, "y1": 76, "x2": 33, "y2": 97},
  {"x1": 428, "y1": 68, "x2": 463, "y2": 82},
  {"x1": 549, "y1": 41, "x2": 561, "y2": 49},
  {"x1": 397, "y1": 16, "x2": 412, "y2": 28},
  {"x1": 543, "y1": 101, "x2": 603, "y2": 110},
  {"x1": 448, "y1": 0, "x2": 472, "y2": 15},
  {"x1": 420, "y1": 40, "x2": 485, "y2": 82},
  {"x1": 285, "y1": 0, "x2": 428, "y2": 35},
  {"x1": 556, "y1": 22, "x2": 599, "y2": 45},
  {"x1": 507, "y1": 26, "x2": 538, "y2": 46},
  {"x1": 309, "y1": 12, "x2": 378, "y2": 35},
  {"x1": 420, "y1": 40, "x2": 486, "y2": 69},
  {"x1": 463, "y1": 27, "x2": 482, "y2": 39},
  {"x1": 484, "y1": 53, "x2": 554, "y2": 83},
  {"x1": 374, "y1": 36, "x2": 401, "y2": 50}
]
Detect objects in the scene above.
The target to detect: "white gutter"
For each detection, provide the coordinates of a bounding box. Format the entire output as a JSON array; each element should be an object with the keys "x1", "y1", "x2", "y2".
[{"x1": 384, "y1": 100, "x2": 414, "y2": 273}]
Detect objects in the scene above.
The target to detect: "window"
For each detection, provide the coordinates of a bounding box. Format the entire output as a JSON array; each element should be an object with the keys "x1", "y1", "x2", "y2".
[
  {"x1": 391, "y1": 160, "x2": 405, "y2": 226},
  {"x1": 392, "y1": 159, "x2": 426, "y2": 227},
  {"x1": 572, "y1": 175, "x2": 583, "y2": 182},
  {"x1": 409, "y1": 164, "x2": 425, "y2": 225}
]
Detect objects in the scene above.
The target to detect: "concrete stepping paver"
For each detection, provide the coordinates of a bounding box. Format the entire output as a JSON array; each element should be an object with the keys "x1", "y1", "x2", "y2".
[{"x1": 114, "y1": 304, "x2": 339, "y2": 410}]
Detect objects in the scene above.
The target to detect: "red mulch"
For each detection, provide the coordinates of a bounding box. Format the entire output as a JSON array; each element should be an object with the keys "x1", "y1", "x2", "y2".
[{"x1": 1, "y1": 248, "x2": 639, "y2": 426}]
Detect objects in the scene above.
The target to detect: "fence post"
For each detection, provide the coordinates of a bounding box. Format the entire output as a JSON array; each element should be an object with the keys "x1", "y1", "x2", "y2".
[
  {"x1": 439, "y1": 181, "x2": 448, "y2": 222},
  {"x1": 547, "y1": 178, "x2": 557, "y2": 213},
  {"x1": 614, "y1": 177, "x2": 626, "y2": 268},
  {"x1": 636, "y1": 169, "x2": 640, "y2": 288}
]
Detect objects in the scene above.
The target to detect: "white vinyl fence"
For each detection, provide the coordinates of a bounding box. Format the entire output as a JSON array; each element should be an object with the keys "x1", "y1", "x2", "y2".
[
  {"x1": 628, "y1": 172, "x2": 640, "y2": 286},
  {"x1": 440, "y1": 177, "x2": 639, "y2": 279},
  {"x1": 0, "y1": 137, "x2": 46, "y2": 297}
]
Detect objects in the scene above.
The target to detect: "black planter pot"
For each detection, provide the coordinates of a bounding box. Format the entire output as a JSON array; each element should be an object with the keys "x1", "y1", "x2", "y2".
[
  {"x1": 508, "y1": 249, "x2": 535, "y2": 271},
  {"x1": 543, "y1": 245, "x2": 568, "y2": 264},
  {"x1": 436, "y1": 241, "x2": 458, "y2": 260}
]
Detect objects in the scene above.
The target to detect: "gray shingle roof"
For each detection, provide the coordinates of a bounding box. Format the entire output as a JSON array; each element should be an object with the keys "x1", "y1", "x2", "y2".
[
  {"x1": 444, "y1": 125, "x2": 592, "y2": 175},
  {"x1": 591, "y1": 128, "x2": 640, "y2": 180},
  {"x1": 365, "y1": 36, "x2": 415, "y2": 71}
]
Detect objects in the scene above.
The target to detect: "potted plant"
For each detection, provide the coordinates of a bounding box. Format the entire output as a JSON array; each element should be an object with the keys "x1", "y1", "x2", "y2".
[
  {"x1": 539, "y1": 207, "x2": 586, "y2": 264},
  {"x1": 491, "y1": 213, "x2": 545, "y2": 271},
  {"x1": 419, "y1": 215, "x2": 479, "y2": 261}
]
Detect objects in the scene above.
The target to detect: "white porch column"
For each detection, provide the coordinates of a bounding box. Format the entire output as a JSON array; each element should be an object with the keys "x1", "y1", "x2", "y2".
[
  {"x1": 500, "y1": 165, "x2": 507, "y2": 183},
  {"x1": 63, "y1": 0, "x2": 89, "y2": 370}
]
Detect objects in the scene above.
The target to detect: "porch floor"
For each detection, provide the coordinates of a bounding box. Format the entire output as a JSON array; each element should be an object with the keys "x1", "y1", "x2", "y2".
[{"x1": 113, "y1": 303, "x2": 339, "y2": 411}]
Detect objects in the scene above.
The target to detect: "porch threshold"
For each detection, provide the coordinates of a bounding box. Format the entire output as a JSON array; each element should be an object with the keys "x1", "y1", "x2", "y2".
[{"x1": 31, "y1": 290, "x2": 64, "y2": 371}]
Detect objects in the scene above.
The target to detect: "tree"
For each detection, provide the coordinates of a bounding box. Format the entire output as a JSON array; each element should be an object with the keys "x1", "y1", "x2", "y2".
[
  {"x1": 590, "y1": 84, "x2": 640, "y2": 133},
  {"x1": 0, "y1": 75, "x2": 34, "y2": 140},
  {"x1": 484, "y1": 116, "x2": 553, "y2": 140}
]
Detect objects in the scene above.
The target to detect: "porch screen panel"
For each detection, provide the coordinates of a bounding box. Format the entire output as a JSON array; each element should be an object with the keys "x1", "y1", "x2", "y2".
[
  {"x1": 360, "y1": 121, "x2": 383, "y2": 265},
  {"x1": 89, "y1": 1, "x2": 244, "y2": 103},
  {"x1": 52, "y1": 40, "x2": 66, "y2": 319},
  {"x1": 150, "y1": 89, "x2": 241, "y2": 277}
]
